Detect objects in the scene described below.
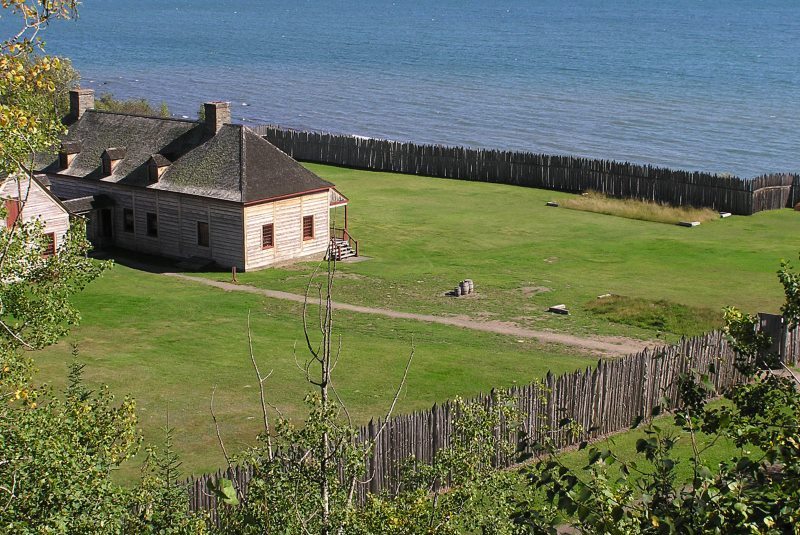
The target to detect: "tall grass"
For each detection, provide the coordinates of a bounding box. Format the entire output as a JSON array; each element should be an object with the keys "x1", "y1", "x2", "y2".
[
  {"x1": 561, "y1": 191, "x2": 719, "y2": 224},
  {"x1": 585, "y1": 295, "x2": 723, "y2": 337}
]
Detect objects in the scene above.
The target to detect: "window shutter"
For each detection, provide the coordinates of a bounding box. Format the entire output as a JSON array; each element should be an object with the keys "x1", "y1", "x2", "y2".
[
  {"x1": 302, "y1": 215, "x2": 314, "y2": 240},
  {"x1": 262, "y1": 224, "x2": 274, "y2": 249},
  {"x1": 42, "y1": 233, "x2": 56, "y2": 257},
  {"x1": 5, "y1": 199, "x2": 20, "y2": 227}
]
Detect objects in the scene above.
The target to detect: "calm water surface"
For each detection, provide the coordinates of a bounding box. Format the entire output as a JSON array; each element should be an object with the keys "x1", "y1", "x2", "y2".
[{"x1": 10, "y1": 0, "x2": 800, "y2": 176}]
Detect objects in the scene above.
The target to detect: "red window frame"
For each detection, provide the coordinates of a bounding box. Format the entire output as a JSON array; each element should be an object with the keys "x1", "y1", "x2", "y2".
[
  {"x1": 5, "y1": 199, "x2": 20, "y2": 227},
  {"x1": 302, "y1": 215, "x2": 314, "y2": 241},
  {"x1": 42, "y1": 232, "x2": 56, "y2": 257},
  {"x1": 262, "y1": 223, "x2": 274, "y2": 249}
]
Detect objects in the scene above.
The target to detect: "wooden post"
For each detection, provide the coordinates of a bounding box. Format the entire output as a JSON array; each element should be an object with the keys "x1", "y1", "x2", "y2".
[
  {"x1": 344, "y1": 205, "x2": 348, "y2": 233},
  {"x1": 231, "y1": 265, "x2": 237, "y2": 284}
]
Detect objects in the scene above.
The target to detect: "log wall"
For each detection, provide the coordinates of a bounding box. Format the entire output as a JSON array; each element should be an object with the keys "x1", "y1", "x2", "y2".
[
  {"x1": 187, "y1": 323, "x2": 800, "y2": 518},
  {"x1": 254, "y1": 126, "x2": 799, "y2": 216}
]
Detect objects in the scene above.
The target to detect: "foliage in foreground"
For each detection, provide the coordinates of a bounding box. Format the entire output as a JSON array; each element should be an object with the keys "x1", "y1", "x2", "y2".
[
  {"x1": 1, "y1": 4, "x2": 205, "y2": 533},
  {"x1": 515, "y1": 255, "x2": 800, "y2": 534}
]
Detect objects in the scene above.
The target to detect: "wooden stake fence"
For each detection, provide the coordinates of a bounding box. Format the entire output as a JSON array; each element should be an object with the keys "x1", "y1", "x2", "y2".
[
  {"x1": 185, "y1": 324, "x2": 799, "y2": 518},
  {"x1": 252, "y1": 125, "x2": 798, "y2": 216}
]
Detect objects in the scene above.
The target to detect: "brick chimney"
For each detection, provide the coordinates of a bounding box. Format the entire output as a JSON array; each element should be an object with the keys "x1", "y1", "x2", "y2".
[
  {"x1": 203, "y1": 101, "x2": 231, "y2": 135},
  {"x1": 69, "y1": 88, "x2": 95, "y2": 121}
]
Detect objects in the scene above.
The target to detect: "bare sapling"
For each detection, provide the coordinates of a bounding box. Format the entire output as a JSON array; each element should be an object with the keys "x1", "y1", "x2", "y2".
[{"x1": 210, "y1": 237, "x2": 415, "y2": 534}]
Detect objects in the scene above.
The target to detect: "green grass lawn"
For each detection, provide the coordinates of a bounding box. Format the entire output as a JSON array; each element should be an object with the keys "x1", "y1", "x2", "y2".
[
  {"x1": 34, "y1": 264, "x2": 598, "y2": 482},
  {"x1": 32, "y1": 165, "x2": 798, "y2": 483},
  {"x1": 203, "y1": 163, "x2": 800, "y2": 342}
]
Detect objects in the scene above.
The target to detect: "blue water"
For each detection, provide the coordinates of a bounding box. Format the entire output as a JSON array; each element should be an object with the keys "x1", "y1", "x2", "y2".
[{"x1": 9, "y1": 0, "x2": 800, "y2": 177}]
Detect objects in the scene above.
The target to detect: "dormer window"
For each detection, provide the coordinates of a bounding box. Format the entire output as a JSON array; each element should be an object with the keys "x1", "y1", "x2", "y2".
[
  {"x1": 147, "y1": 154, "x2": 171, "y2": 184},
  {"x1": 58, "y1": 141, "x2": 81, "y2": 170},
  {"x1": 101, "y1": 147, "x2": 126, "y2": 177}
]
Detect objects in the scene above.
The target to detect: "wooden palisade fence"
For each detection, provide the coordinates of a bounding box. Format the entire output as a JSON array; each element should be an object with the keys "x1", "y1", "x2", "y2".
[
  {"x1": 186, "y1": 323, "x2": 800, "y2": 518},
  {"x1": 252, "y1": 125, "x2": 799, "y2": 216}
]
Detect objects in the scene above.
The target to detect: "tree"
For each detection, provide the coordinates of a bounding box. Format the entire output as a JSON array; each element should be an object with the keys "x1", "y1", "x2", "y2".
[
  {"x1": 1, "y1": 4, "x2": 205, "y2": 533},
  {"x1": 211, "y1": 249, "x2": 551, "y2": 534},
  {"x1": 126, "y1": 425, "x2": 210, "y2": 534},
  {"x1": 0, "y1": 0, "x2": 79, "y2": 176},
  {"x1": 516, "y1": 255, "x2": 800, "y2": 534},
  {"x1": 95, "y1": 92, "x2": 170, "y2": 117}
]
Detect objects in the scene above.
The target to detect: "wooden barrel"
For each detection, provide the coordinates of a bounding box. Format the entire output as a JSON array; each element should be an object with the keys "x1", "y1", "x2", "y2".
[
  {"x1": 454, "y1": 286, "x2": 462, "y2": 297},
  {"x1": 459, "y1": 281, "x2": 468, "y2": 295},
  {"x1": 465, "y1": 279, "x2": 474, "y2": 294}
]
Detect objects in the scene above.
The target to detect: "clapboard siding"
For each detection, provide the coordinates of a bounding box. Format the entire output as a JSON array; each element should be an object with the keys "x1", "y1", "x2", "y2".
[
  {"x1": 243, "y1": 191, "x2": 330, "y2": 270},
  {"x1": 134, "y1": 195, "x2": 159, "y2": 254},
  {"x1": 243, "y1": 201, "x2": 276, "y2": 270},
  {"x1": 0, "y1": 175, "x2": 70, "y2": 249},
  {"x1": 157, "y1": 196, "x2": 182, "y2": 258},
  {"x1": 210, "y1": 204, "x2": 246, "y2": 268},
  {"x1": 300, "y1": 192, "x2": 330, "y2": 257},
  {"x1": 179, "y1": 197, "x2": 211, "y2": 260},
  {"x1": 47, "y1": 175, "x2": 245, "y2": 269},
  {"x1": 113, "y1": 192, "x2": 136, "y2": 249}
]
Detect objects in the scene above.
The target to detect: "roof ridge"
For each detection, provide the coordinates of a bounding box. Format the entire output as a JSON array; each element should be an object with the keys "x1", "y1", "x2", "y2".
[
  {"x1": 238, "y1": 124, "x2": 246, "y2": 203},
  {"x1": 87, "y1": 109, "x2": 200, "y2": 125}
]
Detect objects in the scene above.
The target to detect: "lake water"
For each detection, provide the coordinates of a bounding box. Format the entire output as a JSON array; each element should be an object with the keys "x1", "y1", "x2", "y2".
[{"x1": 9, "y1": 0, "x2": 800, "y2": 177}]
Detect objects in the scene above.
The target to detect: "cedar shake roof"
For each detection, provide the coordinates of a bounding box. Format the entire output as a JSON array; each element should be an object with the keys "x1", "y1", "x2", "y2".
[
  {"x1": 103, "y1": 147, "x2": 127, "y2": 160},
  {"x1": 38, "y1": 110, "x2": 333, "y2": 204},
  {"x1": 149, "y1": 153, "x2": 171, "y2": 167},
  {"x1": 60, "y1": 141, "x2": 81, "y2": 154}
]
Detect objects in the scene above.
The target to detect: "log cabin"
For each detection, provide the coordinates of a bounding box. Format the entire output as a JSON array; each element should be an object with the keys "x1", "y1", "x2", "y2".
[{"x1": 36, "y1": 89, "x2": 355, "y2": 271}]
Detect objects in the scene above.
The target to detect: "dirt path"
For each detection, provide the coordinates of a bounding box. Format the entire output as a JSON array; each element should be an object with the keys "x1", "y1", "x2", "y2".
[{"x1": 166, "y1": 273, "x2": 657, "y2": 357}]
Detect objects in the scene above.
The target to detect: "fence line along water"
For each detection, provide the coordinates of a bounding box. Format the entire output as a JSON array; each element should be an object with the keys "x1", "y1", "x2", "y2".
[
  {"x1": 252, "y1": 125, "x2": 799, "y2": 215},
  {"x1": 186, "y1": 323, "x2": 800, "y2": 517}
]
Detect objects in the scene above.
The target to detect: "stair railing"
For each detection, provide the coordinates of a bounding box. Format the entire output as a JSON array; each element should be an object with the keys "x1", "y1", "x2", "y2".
[{"x1": 329, "y1": 227, "x2": 359, "y2": 257}]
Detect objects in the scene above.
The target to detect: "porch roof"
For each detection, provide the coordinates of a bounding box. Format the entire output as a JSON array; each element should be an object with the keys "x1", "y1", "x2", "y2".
[{"x1": 61, "y1": 194, "x2": 115, "y2": 215}]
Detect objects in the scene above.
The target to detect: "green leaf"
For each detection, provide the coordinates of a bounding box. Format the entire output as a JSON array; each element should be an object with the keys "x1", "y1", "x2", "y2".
[{"x1": 207, "y1": 478, "x2": 239, "y2": 506}]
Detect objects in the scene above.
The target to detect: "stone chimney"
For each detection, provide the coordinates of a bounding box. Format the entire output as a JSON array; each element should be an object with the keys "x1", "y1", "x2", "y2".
[
  {"x1": 69, "y1": 88, "x2": 95, "y2": 121},
  {"x1": 203, "y1": 101, "x2": 231, "y2": 135}
]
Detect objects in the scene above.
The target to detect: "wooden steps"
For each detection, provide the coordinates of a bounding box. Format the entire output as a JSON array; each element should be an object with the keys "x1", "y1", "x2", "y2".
[{"x1": 328, "y1": 238, "x2": 356, "y2": 260}]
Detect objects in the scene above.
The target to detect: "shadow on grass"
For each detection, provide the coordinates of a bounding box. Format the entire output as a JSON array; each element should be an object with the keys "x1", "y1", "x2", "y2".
[{"x1": 89, "y1": 247, "x2": 230, "y2": 275}]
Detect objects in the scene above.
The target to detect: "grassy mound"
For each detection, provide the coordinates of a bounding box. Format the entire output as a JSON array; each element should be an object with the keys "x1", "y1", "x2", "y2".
[
  {"x1": 585, "y1": 295, "x2": 723, "y2": 337},
  {"x1": 561, "y1": 191, "x2": 719, "y2": 224}
]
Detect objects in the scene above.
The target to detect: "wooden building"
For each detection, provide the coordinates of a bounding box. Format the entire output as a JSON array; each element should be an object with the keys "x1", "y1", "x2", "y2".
[
  {"x1": 1, "y1": 172, "x2": 71, "y2": 257},
  {"x1": 37, "y1": 89, "x2": 355, "y2": 271}
]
